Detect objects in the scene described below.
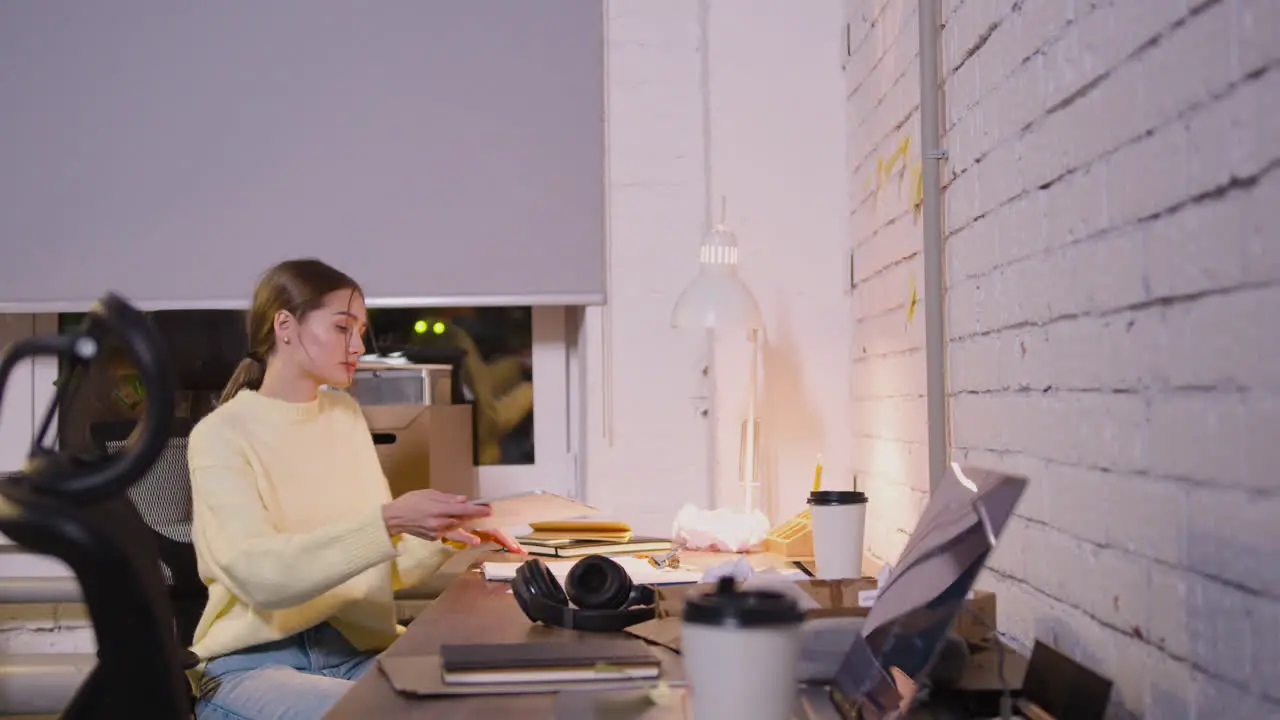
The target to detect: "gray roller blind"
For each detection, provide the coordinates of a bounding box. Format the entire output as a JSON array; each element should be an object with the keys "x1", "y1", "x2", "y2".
[{"x1": 0, "y1": 1, "x2": 605, "y2": 311}]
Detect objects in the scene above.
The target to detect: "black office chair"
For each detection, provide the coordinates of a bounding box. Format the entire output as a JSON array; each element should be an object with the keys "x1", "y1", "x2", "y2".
[
  {"x1": 103, "y1": 436, "x2": 206, "y2": 648},
  {"x1": 0, "y1": 293, "x2": 190, "y2": 719}
]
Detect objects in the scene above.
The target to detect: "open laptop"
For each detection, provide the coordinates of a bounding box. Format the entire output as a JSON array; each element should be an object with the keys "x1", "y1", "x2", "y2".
[{"x1": 797, "y1": 463, "x2": 1028, "y2": 719}]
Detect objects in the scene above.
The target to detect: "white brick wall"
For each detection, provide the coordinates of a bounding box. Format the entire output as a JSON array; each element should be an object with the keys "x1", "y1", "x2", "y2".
[
  {"x1": 851, "y1": 0, "x2": 1279, "y2": 715},
  {"x1": 846, "y1": 0, "x2": 930, "y2": 566}
]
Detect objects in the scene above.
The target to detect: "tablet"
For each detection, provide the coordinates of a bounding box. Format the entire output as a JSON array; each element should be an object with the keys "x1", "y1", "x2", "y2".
[{"x1": 464, "y1": 491, "x2": 600, "y2": 531}]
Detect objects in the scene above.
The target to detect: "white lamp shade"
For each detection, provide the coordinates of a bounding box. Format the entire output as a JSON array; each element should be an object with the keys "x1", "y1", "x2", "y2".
[
  {"x1": 670, "y1": 223, "x2": 764, "y2": 332},
  {"x1": 671, "y1": 267, "x2": 764, "y2": 331}
]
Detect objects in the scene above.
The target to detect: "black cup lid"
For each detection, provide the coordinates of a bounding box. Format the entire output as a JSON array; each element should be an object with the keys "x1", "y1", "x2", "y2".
[
  {"x1": 807, "y1": 490, "x2": 868, "y2": 506},
  {"x1": 683, "y1": 577, "x2": 804, "y2": 628}
]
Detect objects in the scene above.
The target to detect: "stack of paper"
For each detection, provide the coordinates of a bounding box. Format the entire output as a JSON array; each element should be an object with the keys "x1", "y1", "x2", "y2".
[{"x1": 482, "y1": 556, "x2": 705, "y2": 586}]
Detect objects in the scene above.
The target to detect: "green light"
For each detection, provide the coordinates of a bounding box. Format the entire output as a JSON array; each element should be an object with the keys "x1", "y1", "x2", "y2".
[
  {"x1": 413, "y1": 320, "x2": 427, "y2": 334},
  {"x1": 432, "y1": 321, "x2": 446, "y2": 335}
]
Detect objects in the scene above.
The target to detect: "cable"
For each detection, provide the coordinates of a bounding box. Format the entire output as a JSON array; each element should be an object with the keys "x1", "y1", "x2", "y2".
[{"x1": 960, "y1": 605, "x2": 1015, "y2": 720}]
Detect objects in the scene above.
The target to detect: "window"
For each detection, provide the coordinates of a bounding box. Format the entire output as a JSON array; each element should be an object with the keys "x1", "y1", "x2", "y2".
[{"x1": 46, "y1": 305, "x2": 575, "y2": 498}]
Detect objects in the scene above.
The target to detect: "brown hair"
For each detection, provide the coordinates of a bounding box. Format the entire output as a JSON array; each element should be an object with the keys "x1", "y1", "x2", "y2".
[{"x1": 219, "y1": 258, "x2": 363, "y2": 405}]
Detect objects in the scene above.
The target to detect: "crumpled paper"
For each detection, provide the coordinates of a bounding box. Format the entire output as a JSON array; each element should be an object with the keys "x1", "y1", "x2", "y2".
[
  {"x1": 697, "y1": 555, "x2": 821, "y2": 613},
  {"x1": 670, "y1": 504, "x2": 770, "y2": 553}
]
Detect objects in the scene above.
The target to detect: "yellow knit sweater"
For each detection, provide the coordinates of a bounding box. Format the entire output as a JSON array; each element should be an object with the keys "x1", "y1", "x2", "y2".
[{"x1": 186, "y1": 389, "x2": 454, "y2": 665}]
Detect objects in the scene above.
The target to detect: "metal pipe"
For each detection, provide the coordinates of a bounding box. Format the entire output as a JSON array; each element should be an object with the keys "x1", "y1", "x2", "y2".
[
  {"x1": 0, "y1": 577, "x2": 82, "y2": 604},
  {"x1": 918, "y1": 0, "x2": 949, "y2": 490}
]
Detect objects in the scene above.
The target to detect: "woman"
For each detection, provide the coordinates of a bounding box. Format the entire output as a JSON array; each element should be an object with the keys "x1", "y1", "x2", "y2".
[{"x1": 187, "y1": 258, "x2": 523, "y2": 719}]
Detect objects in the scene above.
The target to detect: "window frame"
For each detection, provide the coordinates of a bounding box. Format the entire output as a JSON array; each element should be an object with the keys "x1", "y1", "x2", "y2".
[
  {"x1": 21, "y1": 308, "x2": 585, "y2": 498},
  {"x1": 3, "y1": 308, "x2": 586, "y2": 549},
  {"x1": 471, "y1": 305, "x2": 579, "y2": 500}
]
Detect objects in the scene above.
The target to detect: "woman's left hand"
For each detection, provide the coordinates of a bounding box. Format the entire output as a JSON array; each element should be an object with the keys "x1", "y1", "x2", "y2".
[{"x1": 443, "y1": 527, "x2": 527, "y2": 555}]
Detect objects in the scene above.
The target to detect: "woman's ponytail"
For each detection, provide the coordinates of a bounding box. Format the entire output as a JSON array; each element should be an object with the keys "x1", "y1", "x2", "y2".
[{"x1": 218, "y1": 352, "x2": 266, "y2": 406}]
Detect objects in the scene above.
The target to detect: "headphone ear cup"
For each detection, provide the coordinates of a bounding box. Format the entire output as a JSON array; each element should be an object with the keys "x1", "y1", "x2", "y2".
[
  {"x1": 529, "y1": 557, "x2": 571, "y2": 605},
  {"x1": 514, "y1": 557, "x2": 570, "y2": 610},
  {"x1": 565, "y1": 555, "x2": 634, "y2": 610}
]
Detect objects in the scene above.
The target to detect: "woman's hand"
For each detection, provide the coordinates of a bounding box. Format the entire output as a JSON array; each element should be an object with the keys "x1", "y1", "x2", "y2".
[
  {"x1": 442, "y1": 527, "x2": 527, "y2": 555},
  {"x1": 381, "y1": 489, "x2": 492, "y2": 541}
]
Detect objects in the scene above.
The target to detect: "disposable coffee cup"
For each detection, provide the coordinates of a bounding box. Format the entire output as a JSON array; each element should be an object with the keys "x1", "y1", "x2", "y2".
[
  {"x1": 807, "y1": 490, "x2": 869, "y2": 579},
  {"x1": 682, "y1": 577, "x2": 805, "y2": 720}
]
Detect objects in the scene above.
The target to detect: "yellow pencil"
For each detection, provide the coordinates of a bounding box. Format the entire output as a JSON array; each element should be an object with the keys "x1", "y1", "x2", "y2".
[{"x1": 812, "y1": 453, "x2": 824, "y2": 491}]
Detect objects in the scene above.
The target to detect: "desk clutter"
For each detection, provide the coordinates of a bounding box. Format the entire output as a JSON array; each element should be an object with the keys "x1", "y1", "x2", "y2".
[{"x1": 374, "y1": 465, "x2": 1116, "y2": 719}]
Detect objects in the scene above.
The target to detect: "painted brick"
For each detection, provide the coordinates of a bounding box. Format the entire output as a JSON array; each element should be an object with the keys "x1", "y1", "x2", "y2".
[
  {"x1": 1187, "y1": 575, "x2": 1254, "y2": 683},
  {"x1": 1147, "y1": 561, "x2": 1194, "y2": 660},
  {"x1": 1232, "y1": 0, "x2": 1280, "y2": 75},
  {"x1": 854, "y1": 0, "x2": 1277, "y2": 712},
  {"x1": 854, "y1": 300, "x2": 926, "y2": 358},
  {"x1": 1018, "y1": 106, "x2": 1074, "y2": 189},
  {"x1": 1105, "y1": 0, "x2": 1193, "y2": 71},
  {"x1": 1113, "y1": 638, "x2": 1198, "y2": 717},
  {"x1": 1139, "y1": 0, "x2": 1237, "y2": 130},
  {"x1": 1151, "y1": 284, "x2": 1280, "y2": 392},
  {"x1": 1103, "y1": 474, "x2": 1190, "y2": 567},
  {"x1": 852, "y1": 349, "x2": 926, "y2": 401},
  {"x1": 1146, "y1": 392, "x2": 1280, "y2": 492},
  {"x1": 1248, "y1": 590, "x2": 1280, "y2": 696},
  {"x1": 1193, "y1": 670, "x2": 1280, "y2": 718},
  {"x1": 1243, "y1": 165, "x2": 1280, "y2": 283},
  {"x1": 1186, "y1": 486, "x2": 1280, "y2": 597},
  {"x1": 1040, "y1": 21, "x2": 1090, "y2": 113},
  {"x1": 1144, "y1": 184, "x2": 1250, "y2": 299},
  {"x1": 1004, "y1": 0, "x2": 1073, "y2": 71},
  {"x1": 1105, "y1": 121, "x2": 1192, "y2": 224}
]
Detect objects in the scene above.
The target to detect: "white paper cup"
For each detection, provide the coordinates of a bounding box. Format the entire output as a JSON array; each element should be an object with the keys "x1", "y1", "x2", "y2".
[
  {"x1": 808, "y1": 490, "x2": 869, "y2": 579},
  {"x1": 682, "y1": 578, "x2": 804, "y2": 720}
]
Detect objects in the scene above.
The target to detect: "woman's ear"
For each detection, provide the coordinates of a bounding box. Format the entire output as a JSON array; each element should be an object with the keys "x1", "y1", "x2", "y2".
[{"x1": 273, "y1": 310, "x2": 296, "y2": 345}]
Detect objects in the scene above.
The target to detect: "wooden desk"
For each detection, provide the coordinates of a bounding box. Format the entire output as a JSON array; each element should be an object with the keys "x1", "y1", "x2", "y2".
[{"x1": 325, "y1": 552, "x2": 791, "y2": 719}]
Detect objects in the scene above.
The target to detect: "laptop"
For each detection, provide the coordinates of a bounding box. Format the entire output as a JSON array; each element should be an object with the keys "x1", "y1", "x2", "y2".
[{"x1": 798, "y1": 463, "x2": 1028, "y2": 719}]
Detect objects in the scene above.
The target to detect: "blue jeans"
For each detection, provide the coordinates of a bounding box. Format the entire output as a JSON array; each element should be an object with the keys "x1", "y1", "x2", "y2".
[{"x1": 195, "y1": 623, "x2": 379, "y2": 720}]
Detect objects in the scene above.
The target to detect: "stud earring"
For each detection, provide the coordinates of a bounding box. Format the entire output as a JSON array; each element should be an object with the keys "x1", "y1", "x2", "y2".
[{"x1": 283, "y1": 337, "x2": 291, "y2": 345}]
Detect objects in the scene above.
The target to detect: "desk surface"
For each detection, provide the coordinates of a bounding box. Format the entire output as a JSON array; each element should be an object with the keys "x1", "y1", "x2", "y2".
[{"x1": 325, "y1": 551, "x2": 793, "y2": 719}]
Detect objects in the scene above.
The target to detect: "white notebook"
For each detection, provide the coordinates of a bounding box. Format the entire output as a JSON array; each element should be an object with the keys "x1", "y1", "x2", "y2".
[{"x1": 481, "y1": 556, "x2": 705, "y2": 586}]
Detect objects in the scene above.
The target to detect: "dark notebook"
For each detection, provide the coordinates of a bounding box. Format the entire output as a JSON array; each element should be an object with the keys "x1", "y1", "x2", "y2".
[{"x1": 439, "y1": 639, "x2": 662, "y2": 685}]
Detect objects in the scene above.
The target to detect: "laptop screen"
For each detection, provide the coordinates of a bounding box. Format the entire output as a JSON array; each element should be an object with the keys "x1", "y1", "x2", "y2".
[{"x1": 823, "y1": 464, "x2": 1027, "y2": 718}]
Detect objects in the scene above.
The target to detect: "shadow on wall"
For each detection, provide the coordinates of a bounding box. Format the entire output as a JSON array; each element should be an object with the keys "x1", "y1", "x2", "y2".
[
  {"x1": 1176, "y1": 518, "x2": 1278, "y2": 716},
  {"x1": 1010, "y1": 518, "x2": 1280, "y2": 718},
  {"x1": 760, "y1": 303, "x2": 824, "y2": 521}
]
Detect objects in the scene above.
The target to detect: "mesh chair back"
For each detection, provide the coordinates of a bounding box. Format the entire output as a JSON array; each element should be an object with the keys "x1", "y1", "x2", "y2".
[{"x1": 105, "y1": 438, "x2": 192, "y2": 543}]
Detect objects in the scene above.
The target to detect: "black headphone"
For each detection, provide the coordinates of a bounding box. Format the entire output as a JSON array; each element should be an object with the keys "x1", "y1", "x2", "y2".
[{"x1": 511, "y1": 554, "x2": 657, "y2": 633}]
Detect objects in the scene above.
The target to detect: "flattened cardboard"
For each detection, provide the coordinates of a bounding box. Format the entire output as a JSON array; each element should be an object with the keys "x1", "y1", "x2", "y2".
[
  {"x1": 362, "y1": 403, "x2": 477, "y2": 499},
  {"x1": 637, "y1": 579, "x2": 995, "y2": 653},
  {"x1": 622, "y1": 618, "x2": 683, "y2": 653},
  {"x1": 654, "y1": 578, "x2": 877, "y2": 621},
  {"x1": 378, "y1": 650, "x2": 685, "y2": 698}
]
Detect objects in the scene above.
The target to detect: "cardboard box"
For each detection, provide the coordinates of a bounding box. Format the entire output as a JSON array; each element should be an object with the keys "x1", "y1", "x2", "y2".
[
  {"x1": 362, "y1": 403, "x2": 477, "y2": 499},
  {"x1": 634, "y1": 580, "x2": 997, "y2": 652},
  {"x1": 654, "y1": 578, "x2": 879, "y2": 621}
]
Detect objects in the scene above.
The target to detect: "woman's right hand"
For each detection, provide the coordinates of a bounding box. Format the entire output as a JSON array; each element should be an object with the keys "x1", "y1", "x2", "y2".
[{"x1": 381, "y1": 489, "x2": 492, "y2": 541}]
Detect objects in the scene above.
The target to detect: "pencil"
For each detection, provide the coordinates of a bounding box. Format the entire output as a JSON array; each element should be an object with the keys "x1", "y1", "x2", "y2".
[{"x1": 813, "y1": 453, "x2": 824, "y2": 492}]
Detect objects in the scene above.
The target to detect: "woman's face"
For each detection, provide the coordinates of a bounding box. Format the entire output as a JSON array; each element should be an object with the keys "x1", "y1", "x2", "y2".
[{"x1": 280, "y1": 289, "x2": 368, "y2": 389}]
